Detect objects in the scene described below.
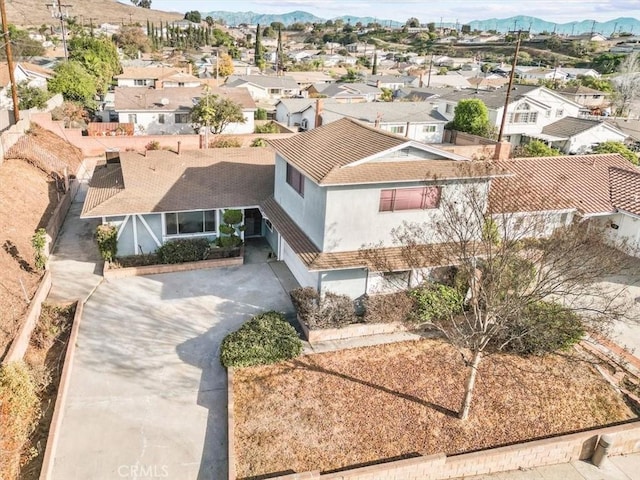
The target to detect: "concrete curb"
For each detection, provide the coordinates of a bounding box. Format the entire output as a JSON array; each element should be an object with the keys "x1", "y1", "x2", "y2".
[
  {"x1": 103, "y1": 255, "x2": 243, "y2": 279},
  {"x1": 228, "y1": 367, "x2": 236, "y2": 480},
  {"x1": 39, "y1": 299, "x2": 84, "y2": 480}
]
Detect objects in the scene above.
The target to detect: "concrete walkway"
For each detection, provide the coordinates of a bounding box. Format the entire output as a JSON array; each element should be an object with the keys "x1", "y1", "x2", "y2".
[{"x1": 47, "y1": 160, "x2": 103, "y2": 304}]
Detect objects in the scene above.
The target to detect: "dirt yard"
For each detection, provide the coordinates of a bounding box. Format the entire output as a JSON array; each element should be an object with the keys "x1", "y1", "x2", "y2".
[
  {"x1": 233, "y1": 339, "x2": 636, "y2": 478},
  {"x1": 0, "y1": 125, "x2": 82, "y2": 359}
]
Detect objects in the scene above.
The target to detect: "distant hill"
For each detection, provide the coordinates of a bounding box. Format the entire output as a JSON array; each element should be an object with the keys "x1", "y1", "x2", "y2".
[
  {"x1": 6, "y1": 0, "x2": 181, "y2": 28},
  {"x1": 468, "y1": 15, "x2": 640, "y2": 35},
  {"x1": 203, "y1": 10, "x2": 639, "y2": 35},
  {"x1": 204, "y1": 10, "x2": 403, "y2": 27}
]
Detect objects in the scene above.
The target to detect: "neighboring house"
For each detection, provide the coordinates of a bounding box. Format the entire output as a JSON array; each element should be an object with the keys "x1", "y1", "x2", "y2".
[
  {"x1": 559, "y1": 68, "x2": 600, "y2": 79},
  {"x1": 113, "y1": 86, "x2": 256, "y2": 135},
  {"x1": 261, "y1": 118, "x2": 503, "y2": 298},
  {"x1": 395, "y1": 87, "x2": 447, "y2": 102},
  {"x1": 80, "y1": 148, "x2": 274, "y2": 256},
  {"x1": 557, "y1": 85, "x2": 610, "y2": 110},
  {"x1": 516, "y1": 67, "x2": 568, "y2": 83},
  {"x1": 299, "y1": 100, "x2": 448, "y2": 143},
  {"x1": 366, "y1": 74, "x2": 420, "y2": 91},
  {"x1": 283, "y1": 71, "x2": 335, "y2": 91},
  {"x1": 529, "y1": 117, "x2": 628, "y2": 154},
  {"x1": 0, "y1": 61, "x2": 54, "y2": 109},
  {"x1": 274, "y1": 98, "x2": 320, "y2": 128},
  {"x1": 437, "y1": 85, "x2": 583, "y2": 146},
  {"x1": 306, "y1": 82, "x2": 382, "y2": 103},
  {"x1": 114, "y1": 66, "x2": 197, "y2": 88},
  {"x1": 490, "y1": 154, "x2": 640, "y2": 253},
  {"x1": 225, "y1": 74, "x2": 300, "y2": 102}
]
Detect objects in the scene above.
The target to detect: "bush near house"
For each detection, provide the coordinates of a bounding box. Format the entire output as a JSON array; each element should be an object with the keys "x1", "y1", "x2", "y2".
[
  {"x1": 209, "y1": 137, "x2": 242, "y2": 148},
  {"x1": 254, "y1": 122, "x2": 279, "y2": 134},
  {"x1": 156, "y1": 238, "x2": 210, "y2": 264},
  {"x1": 95, "y1": 224, "x2": 118, "y2": 262},
  {"x1": 290, "y1": 287, "x2": 359, "y2": 329},
  {"x1": 220, "y1": 311, "x2": 302, "y2": 367},
  {"x1": 410, "y1": 283, "x2": 464, "y2": 322},
  {"x1": 362, "y1": 291, "x2": 416, "y2": 323}
]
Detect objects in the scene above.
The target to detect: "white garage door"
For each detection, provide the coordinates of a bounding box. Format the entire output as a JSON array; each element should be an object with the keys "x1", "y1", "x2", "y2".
[{"x1": 281, "y1": 238, "x2": 318, "y2": 288}]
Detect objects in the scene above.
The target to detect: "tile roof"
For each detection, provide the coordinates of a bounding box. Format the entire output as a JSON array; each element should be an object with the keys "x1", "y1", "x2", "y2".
[
  {"x1": 314, "y1": 82, "x2": 382, "y2": 97},
  {"x1": 81, "y1": 149, "x2": 275, "y2": 218},
  {"x1": 260, "y1": 196, "x2": 454, "y2": 271},
  {"x1": 541, "y1": 117, "x2": 612, "y2": 139},
  {"x1": 558, "y1": 85, "x2": 610, "y2": 96},
  {"x1": 269, "y1": 118, "x2": 496, "y2": 185},
  {"x1": 489, "y1": 154, "x2": 640, "y2": 215},
  {"x1": 610, "y1": 167, "x2": 640, "y2": 216},
  {"x1": 320, "y1": 101, "x2": 447, "y2": 124}
]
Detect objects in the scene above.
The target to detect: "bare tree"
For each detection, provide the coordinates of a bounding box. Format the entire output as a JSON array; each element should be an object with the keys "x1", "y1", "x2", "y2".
[
  {"x1": 613, "y1": 52, "x2": 640, "y2": 117},
  {"x1": 361, "y1": 180, "x2": 634, "y2": 420}
]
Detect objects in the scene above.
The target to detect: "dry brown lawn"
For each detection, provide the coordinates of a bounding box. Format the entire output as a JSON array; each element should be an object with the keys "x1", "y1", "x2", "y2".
[{"x1": 233, "y1": 339, "x2": 636, "y2": 478}]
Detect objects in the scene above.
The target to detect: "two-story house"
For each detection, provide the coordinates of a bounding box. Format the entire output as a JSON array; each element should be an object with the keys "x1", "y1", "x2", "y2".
[
  {"x1": 295, "y1": 100, "x2": 448, "y2": 143},
  {"x1": 437, "y1": 85, "x2": 583, "y2": 146},
  {"x1": 261, "y1": 118, "x2": 503, "y2": 298},
  {"x1": 114, "y1": 66, "x2": 199, "y2": 88}
]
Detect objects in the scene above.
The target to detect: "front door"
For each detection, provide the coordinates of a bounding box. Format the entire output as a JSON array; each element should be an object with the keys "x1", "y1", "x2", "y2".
[{"x1": 244, "y1": 208, "x2": 263, "y2": 237}]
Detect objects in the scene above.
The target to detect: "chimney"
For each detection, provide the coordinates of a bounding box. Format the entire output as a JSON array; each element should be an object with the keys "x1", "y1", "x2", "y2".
[
  {"x1": 188, "y1": 63, "x2": 192, "y2": 75},
  {"x1": 156, "y1": 80, "x2": 163, "y2": 90},
  {"x1": 405, "y1": 122, "x2": 410, "y2": 137},
  {"x1": 315, "y1": 98, "x2": 324, "y2": 128},
  {"x1": 177, "y1": 141, "x2": 182, "y2": 155}
]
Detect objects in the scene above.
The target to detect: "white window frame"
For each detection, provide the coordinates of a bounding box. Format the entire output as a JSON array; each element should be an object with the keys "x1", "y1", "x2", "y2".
[{"x1": 163, "y1": 210, "x2": 218, "y2": 238}]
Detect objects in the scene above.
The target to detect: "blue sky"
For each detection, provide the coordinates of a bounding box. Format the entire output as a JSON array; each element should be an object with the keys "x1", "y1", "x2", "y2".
[{"x1": 125, "y1": 0, "x2": 640, "y2": 23}]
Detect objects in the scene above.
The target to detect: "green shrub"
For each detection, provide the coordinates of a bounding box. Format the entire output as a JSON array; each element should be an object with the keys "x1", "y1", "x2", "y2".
[
  {"x1": 220, "y1": 311, "x2": 302, "y2": 367},
  {"x1": 209, "y1": 137, "x2": 241, "y2": 148},
  {"x1": 217, "y1": 209, "x2": 244, "y2": 248},
  {"x1": 410, "y1": 283, "x2": 464, "y2": 322},
  {"x1": 95, "y1": 224, "x2": 117, "y2": 262},
  {"x1": 156, "y1": 238, "x2": 210, "y2": 264},
  {"x1": 31, "y1": 228, "x2": 48, "y2": 270},
  {"x1": 254, "y1": 122, "x2": 279, "y2": 134},
  {"x1": 497, "y1": 302, "x2": 585, "y2": 355},
  {"x1": 290, "y1": 287, "x2": 359, "y2": 329},
  {"x1": 251, "y1": 137, "x2": 268, "y2": 147},
  {"x1": 362, "y1": 291, "x2": 416, "y2": 323},
  {"x1": 254, "y1": 107, "x2": 267, "y2": 120},
  {"x1": 0, "y1": 362, "x2": 41, "y2": 478},
  {"x1": 145, "y1": 140, "x2": 160, "y2": 150}
]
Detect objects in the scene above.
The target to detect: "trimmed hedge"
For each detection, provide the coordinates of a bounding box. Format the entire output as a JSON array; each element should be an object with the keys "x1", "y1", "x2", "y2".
[
  {"x1": 156, "y1": 238, "x2": 210, "y2": 264},
  {"x1": 362, "y1": 291, "x2": 416, "y2": 324},
  {"x1": 220, "y1": 311, "x2": 302, "y2": 368}
]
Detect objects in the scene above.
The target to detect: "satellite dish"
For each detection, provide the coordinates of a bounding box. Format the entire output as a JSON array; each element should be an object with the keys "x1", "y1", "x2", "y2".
[{"x1": 160, "y1": 98, "x2": 169, "y2": 106}]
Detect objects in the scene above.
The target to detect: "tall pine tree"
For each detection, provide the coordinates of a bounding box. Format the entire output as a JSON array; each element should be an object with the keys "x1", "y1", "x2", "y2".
[{"x1": 254, "y1": 24, "x2": 264, "y2": 70}]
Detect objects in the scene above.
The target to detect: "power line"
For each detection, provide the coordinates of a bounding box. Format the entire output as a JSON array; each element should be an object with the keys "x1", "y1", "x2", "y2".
[{"x1": 45, "y1": 1, "x2": 71, "y2": 60}]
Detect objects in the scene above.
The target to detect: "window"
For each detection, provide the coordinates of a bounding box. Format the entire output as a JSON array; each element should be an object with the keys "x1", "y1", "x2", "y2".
[
  {"x1": 175, "y1": 112, "x2": 190, "y2": 123},
  {"x1": 423, "y1": 125, "x2": 437, "y2": 133},
  {"x1": 134, "y1": 79, "x2": 145, "y2": 86},
  {"x1": 389, "y1": 125, "x2": 405, "y2": 134},
  {"x1": 128, "y1": 114, "x2": 137, "y2": 123},
  {"x1": 286, "y1": 163, "x2": 305, "y2": 197},
  {"x1": 379, "y1": 186, "x2": 441, "y2": 212},
  {"x1": 269, "y1": 88, "x2": 281, "y2": 94},
  {"x1": 158, "y1": 114, "x2": 165, "y2": 124},
  {"x1": 178, "y1": 82, "x2": 185, "y2": 87},
  {"x1": 555, "y1": 108, "x2": 564, "y2": 118},
  {"x1": 445, "y1": 104, "x2": 454, "y2": 114},
  {"x1": 265, "y1": 218, "x2": 273, "y2": 232},
  {"x1": 507, "y1": 111, "x2": 538, "y2": 124},
  {"x1": 165, "y1": 210, "x2": 217, "y2": 235}
]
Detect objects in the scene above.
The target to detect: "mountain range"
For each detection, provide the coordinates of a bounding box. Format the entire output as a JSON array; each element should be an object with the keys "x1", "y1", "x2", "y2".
[{"x1": 205, "y1": 10, "x2": 640, "y2": 35}]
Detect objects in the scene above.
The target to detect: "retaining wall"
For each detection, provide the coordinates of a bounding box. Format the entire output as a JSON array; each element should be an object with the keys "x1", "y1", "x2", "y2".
[
  {"x1": 299, "y1": 317, "x2": 410, "y2": 344},
  {"x1": 103, "y1": 255, "x2": 244, "y2": 279}
]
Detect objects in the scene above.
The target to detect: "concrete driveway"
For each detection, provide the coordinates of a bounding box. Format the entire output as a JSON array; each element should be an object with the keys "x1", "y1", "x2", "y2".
[{"x1": 51, "y1": 264, "x2": 295, "y2": 480}]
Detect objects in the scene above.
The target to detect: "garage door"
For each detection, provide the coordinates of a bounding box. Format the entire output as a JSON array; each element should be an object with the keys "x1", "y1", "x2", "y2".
[{"x1": 281, "y1": 238, "x2": 318, "y2": 288}]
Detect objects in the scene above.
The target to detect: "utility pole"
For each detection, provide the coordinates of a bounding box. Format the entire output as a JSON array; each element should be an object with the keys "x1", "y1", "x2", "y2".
[
  {"x1": 46, "y1": 0, "x2": 71, "y2": 60},
  {"x1": 498, "y1": 31, "x2": 522, "y2": 142},
  {"x1": 0, "y1": 0, "x2": 19, "y2": 122}
]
